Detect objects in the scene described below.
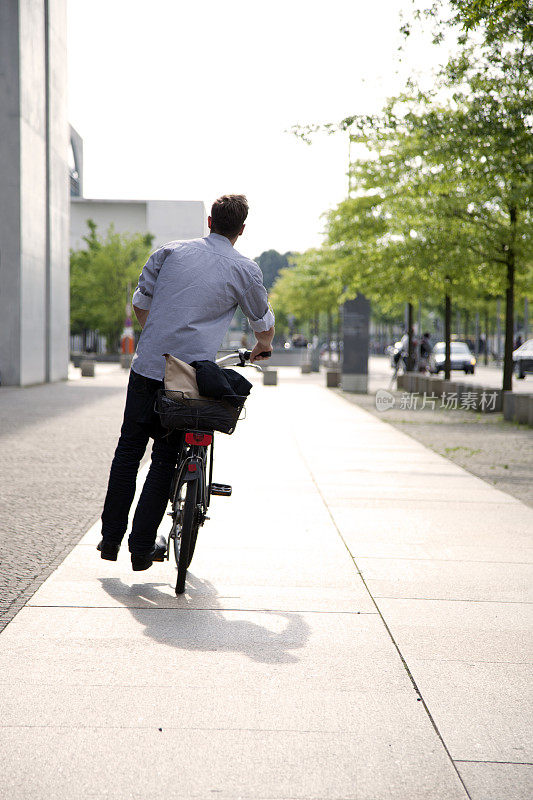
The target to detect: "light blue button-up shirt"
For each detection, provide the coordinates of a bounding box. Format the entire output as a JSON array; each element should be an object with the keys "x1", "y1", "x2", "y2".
[{"x1": 131, "y1": 233, "x2": 275, "y2": 380}]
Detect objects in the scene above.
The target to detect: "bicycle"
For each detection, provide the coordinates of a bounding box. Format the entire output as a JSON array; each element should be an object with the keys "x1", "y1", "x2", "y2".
[
  {"x1": 389, "y1": 348, "x2": 407, "y2": 390},
  {"x1": 161, "y1": 348, "x2": 267, "y2": 595}
]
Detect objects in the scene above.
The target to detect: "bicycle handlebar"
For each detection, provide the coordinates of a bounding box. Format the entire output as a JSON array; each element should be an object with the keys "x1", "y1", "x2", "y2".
[{"x1": 216, "y1": 347, "x2": 271, "y2": 371}]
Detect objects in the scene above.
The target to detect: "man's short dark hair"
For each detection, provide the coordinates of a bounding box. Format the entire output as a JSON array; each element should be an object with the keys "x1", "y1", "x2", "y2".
[{"x1": 210, "y1": 194, "x2": 249, "y2": 237}]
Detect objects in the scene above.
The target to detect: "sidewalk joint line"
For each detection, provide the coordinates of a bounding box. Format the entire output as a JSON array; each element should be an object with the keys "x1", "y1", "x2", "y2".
[
  {"x1": 322, "y1": 495, "x2": 516, "y2": 505},
  {"x1": 24, "y1": 605, "x2": 378, "y2": 615},
  {"x1": 373, "y1": 596, "x2": 532, "y2": 604},
  {"x1": 402, "y1": 658, "x2": 530, "y2": 665},
  {"x1": 295, "y1": 437, "x2": 473, "y2": 800},
  {"x1": 454, "y1": 759, "x2": 533, "y2": 766},
  {"x1": 354, "y1": 556, "x2": 533, "y2": 565}
]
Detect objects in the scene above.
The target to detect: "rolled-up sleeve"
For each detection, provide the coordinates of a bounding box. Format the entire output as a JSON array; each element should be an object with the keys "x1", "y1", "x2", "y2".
[
  {"x1": 239, "y1": 275, "x2": 275, "y2": 332},
  {"x1": 132, "y1": 248, "x2": 168, "y2": 310}
]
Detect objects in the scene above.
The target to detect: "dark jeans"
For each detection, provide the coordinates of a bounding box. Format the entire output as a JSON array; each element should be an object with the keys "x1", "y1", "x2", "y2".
[{"x1": 101, "y1": 370, "x2": 184, "y2": 555}]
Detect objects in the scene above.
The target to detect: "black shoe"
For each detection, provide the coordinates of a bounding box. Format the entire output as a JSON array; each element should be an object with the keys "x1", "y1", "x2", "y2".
[
  {"x1": 97, "y1": 540, "x2": 121, "y2": 561},
  {"x1": 130, "y1": 536, "x2": 167, "y2": 571}
]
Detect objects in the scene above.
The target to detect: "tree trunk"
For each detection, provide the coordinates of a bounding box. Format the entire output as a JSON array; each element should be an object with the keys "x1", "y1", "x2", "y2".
[
  {"x1": 496, "y1": 298, "x2": 502, "y2": 360},
  {"x1": 407, "y1": 302, "x2": 415, "y2": 371},
  {"x1": 484, "y1": 307, "x2": 489, "y2": 365},
  {"x1": 503, "y1": 253, "x2": 515, "y2": 392},
  {"x1": 327, "y1": 311, "x2": 332, "y2": 362},
  {"x1": 502, "y1": 205, "x2": 518, "y2": 392},
  {"x1": 444, "y1": 293, "x2": 452, "y2": 380}
]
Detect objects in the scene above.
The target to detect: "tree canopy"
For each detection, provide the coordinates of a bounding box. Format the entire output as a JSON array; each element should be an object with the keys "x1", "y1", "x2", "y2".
[
  {"x1": 255, "y1": 249, "x2": 293, "y2": 290},
  {"x1": 70, "y1": 220, "x2": 154, "y2": 349},
  {"x1": 278, "y1": 0, "x2": 532, "y2": 388}
]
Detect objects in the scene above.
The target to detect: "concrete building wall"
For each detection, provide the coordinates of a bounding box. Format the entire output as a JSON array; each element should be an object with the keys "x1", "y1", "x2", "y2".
[
  {"x1": 146, "y1": 200, "x2": 208, "y2": 245},
  {"x1": 19, "y1": 0, "x2": 47, "y2": 385},
  {"x1": 47, "y1": 0, "x2": 69, "y2": 382},
  {"x1": 0, "y1": 1, "x2": 23, "y2": 385},
  {"x1": 70, "y1": 198, "x2": 207, "y2": 251},
  {"x1": 0, "y1": 0, "x2": 68, "y2": 386},
  {"x1": 70, "y1": 200, "x2": 148, "y2": 249}
]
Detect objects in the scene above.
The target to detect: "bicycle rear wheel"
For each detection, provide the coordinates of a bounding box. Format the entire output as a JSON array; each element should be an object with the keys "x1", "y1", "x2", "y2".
[{"x1": 175, "y1": 479, "x2": 197, "y2": 595}]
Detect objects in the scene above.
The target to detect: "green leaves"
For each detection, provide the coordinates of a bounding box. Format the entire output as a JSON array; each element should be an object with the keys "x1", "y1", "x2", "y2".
[
  {"x1": 270, "y1": 248, "x2": 342, "y2": 324},
  {"x1": 70, "y1": 220, "x2": 154, "y2": 349}
]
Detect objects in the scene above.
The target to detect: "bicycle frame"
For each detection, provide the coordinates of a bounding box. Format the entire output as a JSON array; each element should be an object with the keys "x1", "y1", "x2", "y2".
[
  {"x1": 167, "y1": 348, "x2": 266, "y2": 586},
  {"x1": 172, "y1": 438, "x2": 212, "y2": 516}
]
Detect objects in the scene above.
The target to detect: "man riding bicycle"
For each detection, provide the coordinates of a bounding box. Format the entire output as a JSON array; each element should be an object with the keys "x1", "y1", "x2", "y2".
[{"x1": 97, "y1": 195, "x2": 275, "y2": 571}]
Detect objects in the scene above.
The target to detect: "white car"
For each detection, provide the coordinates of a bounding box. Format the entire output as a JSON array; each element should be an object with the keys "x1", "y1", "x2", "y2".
[
  {"x1": 429, "y1": 341, "x2": 476, "y2": 374},
  {"x1": 513, "y1": 339, "x2": 533, "y2": 379}
]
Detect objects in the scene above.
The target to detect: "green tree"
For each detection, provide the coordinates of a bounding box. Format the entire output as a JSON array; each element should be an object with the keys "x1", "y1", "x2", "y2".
[
  {"x1": 70, "y1": 220, "x2": 154, "y2": 350},
  {"x1": 270, "y1": 248, "x2": 342, "y2": 340},
  {"x1": 420, "y1": 0, "x2": 532, "y2": 42},
  {"x1": 255, "y1": 249, "x2": 292, "y2": 290},
  {"x1": 294, "y1": 0, "x2": 533, "y2": 389}
]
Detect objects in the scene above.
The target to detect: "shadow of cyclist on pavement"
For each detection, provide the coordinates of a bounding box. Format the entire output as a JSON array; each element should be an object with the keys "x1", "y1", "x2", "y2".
[{"x1": 99, "y1": 575, "x2": 310, "y2": 665}]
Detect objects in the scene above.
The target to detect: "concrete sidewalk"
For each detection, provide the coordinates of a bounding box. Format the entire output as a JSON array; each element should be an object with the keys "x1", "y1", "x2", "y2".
[{"x1": 0, "y1": 371, "x2": 531, "y2": 799}]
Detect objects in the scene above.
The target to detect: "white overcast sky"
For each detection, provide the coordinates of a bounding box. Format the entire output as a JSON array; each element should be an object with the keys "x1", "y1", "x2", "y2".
[{"x1": 67, "y1": 0, "x2": 450, "y2": 259}]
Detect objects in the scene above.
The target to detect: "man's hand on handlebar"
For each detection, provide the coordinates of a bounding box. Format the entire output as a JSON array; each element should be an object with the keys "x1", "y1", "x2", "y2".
[
  {"x1": 250, "y1": 325, "x2": 274, "y2": 363},
  {"x1": 249, "y1": 343, "x2": 272, "y2": 363}
]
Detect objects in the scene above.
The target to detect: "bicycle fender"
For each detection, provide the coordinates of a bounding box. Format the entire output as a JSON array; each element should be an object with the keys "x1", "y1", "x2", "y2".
[{"x1": 182, "y1": 456, "x2": 203, "y2": 482}]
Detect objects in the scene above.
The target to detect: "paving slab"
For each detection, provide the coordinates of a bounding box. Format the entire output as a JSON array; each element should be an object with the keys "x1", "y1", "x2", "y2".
[
  {"x1": 368, "y1": 598, "x2": 533, "y2": 765},
  {"x1": 0, "y1": 607, "x2": 406, "y2": 686},
  {"x1": 358, "y1": 557, "x2": 533, "y2": 602},
  {"x1": 375, "y1": 598, "x2": 533, "y2": 663},
  {"x1": 3, "y1": 370, "x2": 533, "y2": 799},
  {"x1": 402, "y1": 660, "x2": 533, "y2": 762},
  {"x1": 28, "y1": 577, "x2": 375, "y2": 613},
  {"x1": 456, "y1": 762, "x2": 533, "y2": 800},
  {"x1": 0, "y1": 727, "x2": 467, "y2": 800},
  {"x1": 330, "y1": 503, "x2": 533, "y2": 563}
]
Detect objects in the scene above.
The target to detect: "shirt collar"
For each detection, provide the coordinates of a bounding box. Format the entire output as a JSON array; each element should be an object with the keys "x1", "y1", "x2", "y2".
[{"x1": 207, "y1": 232, "x2": 235, "y2": 251}]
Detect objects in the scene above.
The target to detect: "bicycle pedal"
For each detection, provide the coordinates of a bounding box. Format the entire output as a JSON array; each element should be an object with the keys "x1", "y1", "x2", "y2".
[{"x1": 210, "y1": 482, "x2": 232, "y2": 496}]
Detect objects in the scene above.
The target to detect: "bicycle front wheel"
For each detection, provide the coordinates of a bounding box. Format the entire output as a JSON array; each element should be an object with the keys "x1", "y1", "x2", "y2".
[{"x1": 175, "y1": 479, "x2": 197, "y2": 595}]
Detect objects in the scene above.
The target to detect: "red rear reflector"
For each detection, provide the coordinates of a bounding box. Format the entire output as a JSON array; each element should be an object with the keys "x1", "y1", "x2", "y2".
[
  {"x1": 187, "y1": 464, "x2": 197, "y2": 472},
  {"x1": 185, "y1": 432, "x2": 213, "y2": 446}
]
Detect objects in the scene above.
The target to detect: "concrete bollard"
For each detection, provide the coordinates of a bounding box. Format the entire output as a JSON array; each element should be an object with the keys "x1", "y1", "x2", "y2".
[
  {"x1": 479, "y1": 386, "x2": 502, "y2": 413},
  {"x1": 263, "y1": 369, "x2": 278, "y2": 386},
  {"x1": 80, "y1": 359, "x2": 95, "y2": 377},
  {"x1": 396, "y1": 373, "x2": 408, "y2": 390},
  {"x1": 404, "y1": 373, "x2": 416, "y2": 392},
  {"x1": 310, "y1": 348, "x2": 320, "y2": 372},
  {"x1": 440, "y1": 380, "x2": 454, "y2": 396},
  {"x1": 326, "y1": 370, "x2": 341, "y2": 388},
  {"x1": 412, "y1": 374, "x2": 424, "y2": 393},
  {"x1": 120, "y1": 354, "x2": 133, "y2": 370},
  {"x1": 301, "y1": 363, "x2": 312, "y2": 374},
  {"x1": 491, "y1": 388, "x2": 503, "y2": 413},
  {"x1": 514, "y1": 393, "x2": 532, "y2": 424},
  {"x1": 503, "y1": 391, "x2": 515, "y2": 421},
  {"x1": 427, "y1": 377, "x2": 443, "y2": 397}
]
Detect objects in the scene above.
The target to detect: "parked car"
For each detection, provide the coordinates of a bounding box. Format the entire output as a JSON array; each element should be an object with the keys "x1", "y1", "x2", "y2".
[
  {"x1": 513, "y1": 338, "x2": 533, "y2": 379},
  {"x1": 291, "y1": 334, "x2": 308, "y2": 348},
  {"x1": 429, "y1": 341, "x2": 476, "y2": 374}
]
